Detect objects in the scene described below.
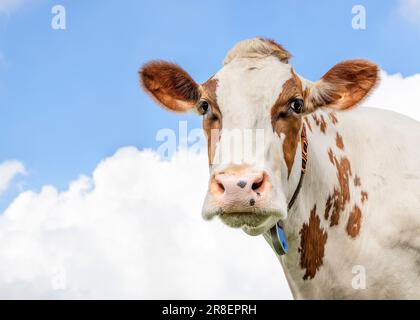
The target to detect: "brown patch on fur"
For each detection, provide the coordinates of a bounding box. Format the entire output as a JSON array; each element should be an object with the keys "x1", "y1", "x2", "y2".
[
  {"x1": 361, "y1": 191, "x2": 368, "y2": 203},
  {"x1": 140, "y1": 60, "x2": 199, "y2": 112},
  {"x1": 325, "y1": 149, "x2": 353, "y2": 227},
  {"x1": 271, "y1": 71, "x2": 304, "y2": 178},
  {"x1": 336, "y1": 132, "x2": 344, "y2": 150},
  {"x1": 324, "y1": 195, "x2": 333, "y2": 220},
  {"x1": 310, "y1": 112, "x2": 327, "y2": 134},
  {"x1": 323, "y1": 131, "x2": 366, "y2": 239},
  {"x1": 328, "y1": 112, "x2": 338, "y2": 124},
  {"x1": 327, "y1": 148, "x2": 334, "y2": 164},
  {"x1": 319, "y1": 115, "x2": 327, "y2": 133},
  {"x1": 328, "y1": 188, "x2": 342, "y2": 226},
  {"x1": 312, "y1": 114, "x2": 321, "y2": 127},
  {"x1": 200, "y1": 78, "x2": 222, "y2": 165},
  {"x1": 303, "y1": 116, "x2": 312, "y2": 132},
  {"x1": 354, "y1": 175, "x2": 361, "y2": 187},
  {"x1": 330, "y1": 157, "x2": 352, "y2": 226},
  {"x1": 299, "y1": 206, "x2": 328, "y2": 280},
  {"x1": 346, "y1": 206, "x2": 362, "y2": 238}
]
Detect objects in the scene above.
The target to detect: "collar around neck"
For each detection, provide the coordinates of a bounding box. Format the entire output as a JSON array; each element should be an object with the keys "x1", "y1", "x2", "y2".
[{"x1": 269, "y1": 123, "x2": 308, "y2": 255}]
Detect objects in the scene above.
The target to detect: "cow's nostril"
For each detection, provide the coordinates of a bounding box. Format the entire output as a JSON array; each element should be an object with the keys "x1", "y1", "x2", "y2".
[
  {"x1": 252, "y1": 179, "x2": 264, "y2": 191},
  {"x1": 217, "y1": 182, "x2": 225, "y2": 192}
]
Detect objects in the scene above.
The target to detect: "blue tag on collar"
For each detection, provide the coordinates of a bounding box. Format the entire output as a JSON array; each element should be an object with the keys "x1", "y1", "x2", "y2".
[{"x1": 270, "y1": 222, "x2": 288, "y2": 255}]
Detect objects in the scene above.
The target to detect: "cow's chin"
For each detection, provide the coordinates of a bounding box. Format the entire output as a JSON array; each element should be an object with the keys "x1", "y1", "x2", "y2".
[{"x1": 218, "y1": 211, "x2": 282, "y2": 236}]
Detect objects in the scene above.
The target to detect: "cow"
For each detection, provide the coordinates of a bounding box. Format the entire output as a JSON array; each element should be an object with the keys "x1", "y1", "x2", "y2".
[{"x1": 139, "y1": 37, "x2": 420, "y2": 299}]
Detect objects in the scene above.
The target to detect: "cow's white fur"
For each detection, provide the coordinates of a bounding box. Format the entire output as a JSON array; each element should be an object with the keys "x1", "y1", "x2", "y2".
[
  {"x1": 201, "y1": 39, "x2": 420, "y2": 299},
  {"x1": 273, "y1": 107, "x2": 420, "y2": 299}
]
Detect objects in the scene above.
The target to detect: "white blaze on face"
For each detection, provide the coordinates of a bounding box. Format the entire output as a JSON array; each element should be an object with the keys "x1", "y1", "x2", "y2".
[
  {"x1": 201, "y1": 56, "x2": 295, "y2": 234},
  {"x1": 211, "y1": 56, "x2": 294, "y2": 174}
]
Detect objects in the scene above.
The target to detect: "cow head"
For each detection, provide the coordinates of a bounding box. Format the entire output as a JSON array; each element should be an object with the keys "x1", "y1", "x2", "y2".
[{"x1": 139, "y1": 38, "x2": 378, "y2": 236}]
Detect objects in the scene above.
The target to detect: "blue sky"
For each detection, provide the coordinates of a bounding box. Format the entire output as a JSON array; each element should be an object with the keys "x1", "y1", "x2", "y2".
[{"x1": 1, "y1": 0, "x2": 420, "y2": 211}]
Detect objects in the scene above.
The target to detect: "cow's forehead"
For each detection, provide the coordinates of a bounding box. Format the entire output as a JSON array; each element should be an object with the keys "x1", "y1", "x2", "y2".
[{"x1": 210, "y1": 56, "x2": 294, "y2": 127}]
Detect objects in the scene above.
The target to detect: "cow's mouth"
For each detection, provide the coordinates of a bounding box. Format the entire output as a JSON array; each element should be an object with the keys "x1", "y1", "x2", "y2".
[
  {"x1": 219, "y1": 211, "x2": 269, "y2": 228},
  {"x1": 218, "y1": 210, "x2": 283, "y2": 235}
]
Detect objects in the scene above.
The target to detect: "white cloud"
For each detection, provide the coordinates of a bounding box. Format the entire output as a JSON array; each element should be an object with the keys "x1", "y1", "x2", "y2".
[
  {"x1": 0, "y1": 160, "x2": 25, "y2": 196},
  {"x1": 363, "y1": 70, "x2": 420, "y2": 122},
  {"x1": 0, "y1": 148, "x2": 291, "y2": 299},
  {"x1": 399, "y1": 0, "x2": 420, "y2": 25}
]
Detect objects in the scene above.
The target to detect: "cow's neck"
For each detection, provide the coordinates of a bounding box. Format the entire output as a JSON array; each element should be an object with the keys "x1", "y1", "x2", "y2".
[{"x1": 266, "y1": 109, "x2": 363, "y2": 299}]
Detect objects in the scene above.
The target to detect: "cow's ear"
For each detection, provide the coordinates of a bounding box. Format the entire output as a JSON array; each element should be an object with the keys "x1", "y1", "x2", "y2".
[
  {"x1": 139, "y1": 60, "x2": 200, "y2": 112},
  {"x1": 305, "y1": 60, "x2": 379, "y2": 112}
]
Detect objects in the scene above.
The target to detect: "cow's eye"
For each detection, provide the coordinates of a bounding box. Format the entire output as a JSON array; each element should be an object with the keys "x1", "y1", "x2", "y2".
[
  {"x1": 289, "y1": 98, "x2": 304, "y2": 114},
  {"x1": 197, "y1": 100, "x2": 210, "y2": 115}
]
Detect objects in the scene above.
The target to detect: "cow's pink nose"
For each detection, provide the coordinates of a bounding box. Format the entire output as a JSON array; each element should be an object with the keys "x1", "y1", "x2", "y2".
[{"x1": 210, "y1": 169, "x2": 270, "y2": 210}]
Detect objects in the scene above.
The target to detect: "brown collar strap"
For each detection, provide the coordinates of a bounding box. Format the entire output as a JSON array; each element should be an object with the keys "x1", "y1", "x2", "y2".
[
  {"x1": 287, "y1": 123, "x2": 308, "y2": 211},
  {"x1": 270, "y1": 123, "x2": 308, "y2": 256}
]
